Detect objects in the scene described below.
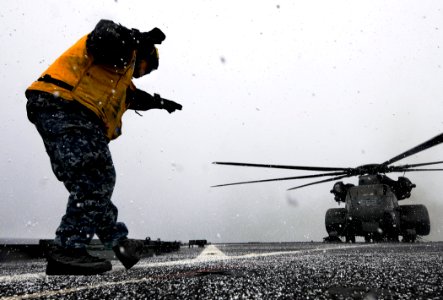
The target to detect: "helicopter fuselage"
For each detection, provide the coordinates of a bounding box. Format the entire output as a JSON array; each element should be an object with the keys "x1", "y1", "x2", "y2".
[
  {"x1": 326, "y1": 174, "x2": 430, "y2": 242},
  {"x1": 347, "y1": 184, "x2": 398, "y2": 221},
  {"x1": 345, "y1": 182, "x2": 400, "y2": 238}
]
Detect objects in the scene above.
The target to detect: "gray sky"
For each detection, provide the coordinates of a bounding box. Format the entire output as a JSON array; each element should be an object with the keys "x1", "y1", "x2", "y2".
[{"x1": 1, "y1": 0, "x2": 443, "y2": 242}]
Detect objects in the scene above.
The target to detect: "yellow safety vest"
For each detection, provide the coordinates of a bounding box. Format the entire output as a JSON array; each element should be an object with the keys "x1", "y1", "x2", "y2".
[{"x1": 27, "y1": 35, "x2": 136, "y2": 140}]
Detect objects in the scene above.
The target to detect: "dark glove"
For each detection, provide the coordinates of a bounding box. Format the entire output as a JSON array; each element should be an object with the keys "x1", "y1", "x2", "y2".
[{"x1": 154, "y1": 93, "x2": 182, "y2": 113}]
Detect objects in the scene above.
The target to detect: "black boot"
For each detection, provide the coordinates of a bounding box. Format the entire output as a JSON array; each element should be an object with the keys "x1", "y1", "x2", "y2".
[
  {"x1": 46, "y1": 246, "x2": 112, "y2": 275},
  {"x1": 112, "y1": 239, "x2": 144, "y2": 270}
]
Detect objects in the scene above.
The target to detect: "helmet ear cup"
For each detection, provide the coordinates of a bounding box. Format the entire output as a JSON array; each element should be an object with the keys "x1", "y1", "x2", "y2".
[
  {"x1": 134, "y1": 46, "x2": 159, "y2": 76},
  {"x1": 148, "y1": 47, "x2": 159, "y2": 70},
  {"x1": 135, "y1": 27, "x2": 164, "y2": 72},
  {"x1": 141, "y1": 46, "x2": 158, "y2": 72}
]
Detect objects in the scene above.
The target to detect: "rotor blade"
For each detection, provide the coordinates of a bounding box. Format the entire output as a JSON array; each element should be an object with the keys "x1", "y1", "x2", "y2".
[
  {"x1": 287, "y1": 174, "x2": 352, "y2": 191},
  {"x1": 211, "y1": 171, "x2": 348, "y2": 188},
  {"x1": 382, "y1": 133, "x2": 443, "y2": 166},
  {"x1": 390, "y1": 161, "x2": 443, "y2": 173},
  {"x1": 392, "y1": 161, "x2": 443, "y2": 168},
  {"x1": 392, "y1": 168, "x2": 443, "y2": 172},
  {"x1": 213, "y1": 161, "x2": 349, "y2": 172}
]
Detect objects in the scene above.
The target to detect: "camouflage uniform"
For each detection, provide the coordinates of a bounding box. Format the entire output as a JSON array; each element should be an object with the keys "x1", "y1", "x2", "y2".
[{"x1": 26, "y1": 91, "x2": 128, "y2": 249}]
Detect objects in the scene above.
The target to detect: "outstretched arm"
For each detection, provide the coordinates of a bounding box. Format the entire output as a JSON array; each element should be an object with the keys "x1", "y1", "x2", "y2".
[{"x1": 126, "y1": 86, "x2": 182, "y2": 113}]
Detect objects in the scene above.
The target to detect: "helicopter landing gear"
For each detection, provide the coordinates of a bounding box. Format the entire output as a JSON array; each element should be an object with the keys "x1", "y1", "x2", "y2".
[
  {"x1": 362, "y1": 232, "x2": 395, "y2": 243},
  {"x1": 345, "y1": 234, "x2": 355, "y2": 243},
  {"x1": 364, "y1": 233, "x2": 383, "y2": 243},
  {"x1": 386, "y1": 233, "x2": 399, "y2": 242},
  {"x1": 363, "y1": 234, "x2": 379, "y2": 243},
  {"x1": 402, "y1": 229, "x2": 417, "y2": 243},
  {"x1": 402, "y1": 235, "x2": 416, "y2": 243},
  {"x1": 383, "y1": 212, "x2": 400, "y2": 242}
]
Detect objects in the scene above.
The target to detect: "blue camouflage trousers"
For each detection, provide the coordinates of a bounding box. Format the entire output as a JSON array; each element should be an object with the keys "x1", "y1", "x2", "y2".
[{"x1": 26, "y1": 91, "x2": 128, "y2": 249}]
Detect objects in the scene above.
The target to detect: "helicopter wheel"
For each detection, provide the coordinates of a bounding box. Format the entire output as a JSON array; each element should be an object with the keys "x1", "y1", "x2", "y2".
[
  {"x1": 386, "y1": 234, "x2": 399, "y2": 242},
  {"x1": 402, "y1": 233, "x2": 417, "y2": 243},
  {"x1": 383, "y1": 211, "x2": 400, "y2": 242},
  {"x1": 373, "y1": 234, "x2": 383, "y2": 243},
  {"x1": 384, "y1": 228, "x2": 400, "y2": 242},
  {"x1": 345, "y1": 234, "x2": 355, "y2": 243}
]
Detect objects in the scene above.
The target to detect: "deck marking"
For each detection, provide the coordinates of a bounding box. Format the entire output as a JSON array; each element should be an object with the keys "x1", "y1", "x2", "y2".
[
  {"x1": 195, "y1": 244, "x2": 227, "y2": 260},
  {"x1": 0, "y1": 243, "x2": 376, "y2": 300}
]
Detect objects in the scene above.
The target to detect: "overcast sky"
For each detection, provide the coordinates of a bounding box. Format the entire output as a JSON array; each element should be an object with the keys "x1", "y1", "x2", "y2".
[{"x1": 1, "y1": 0, "x2": 443, "y2": 243}]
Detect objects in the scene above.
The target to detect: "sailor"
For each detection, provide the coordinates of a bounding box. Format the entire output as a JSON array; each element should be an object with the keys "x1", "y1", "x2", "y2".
[{"x1": 25, "y1": 19, "x2": 182, "y2": 275}]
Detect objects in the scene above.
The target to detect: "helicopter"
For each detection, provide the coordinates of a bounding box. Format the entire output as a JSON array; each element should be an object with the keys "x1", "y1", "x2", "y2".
[{"x1": 212, "y1": 133, "x2": 443, "y2": 243}]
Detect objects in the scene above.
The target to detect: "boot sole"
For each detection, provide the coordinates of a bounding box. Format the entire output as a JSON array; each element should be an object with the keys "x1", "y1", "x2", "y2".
[{"x1": 46, "y1": 260, "x2": 112, "y2": 275}]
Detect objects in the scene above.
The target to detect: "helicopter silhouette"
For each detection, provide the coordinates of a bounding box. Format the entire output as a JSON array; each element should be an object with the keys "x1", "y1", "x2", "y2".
[{"x1": 213, "y1": 133, "x2": 443, "y2": 243}]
